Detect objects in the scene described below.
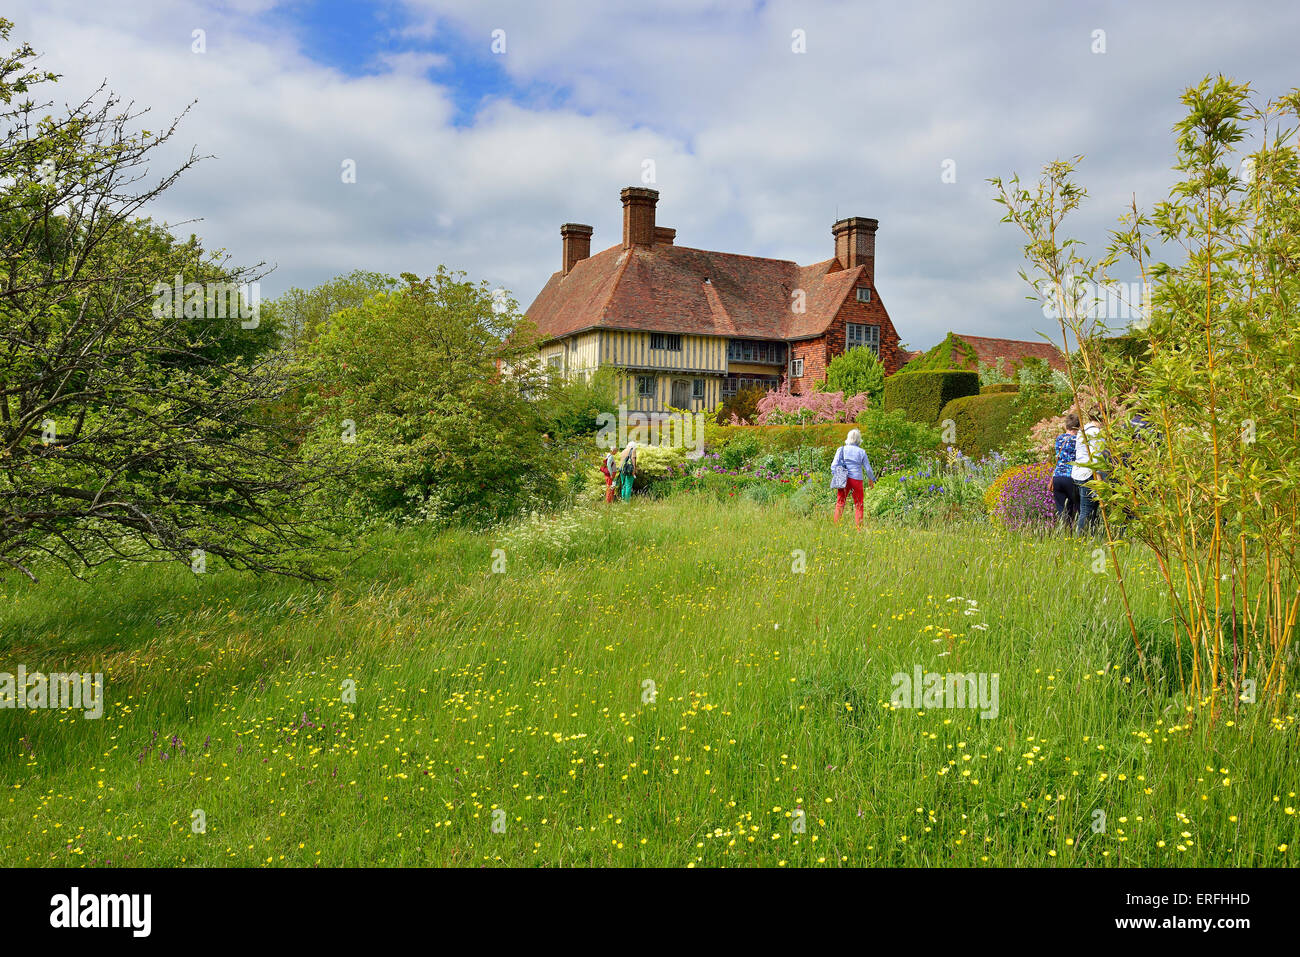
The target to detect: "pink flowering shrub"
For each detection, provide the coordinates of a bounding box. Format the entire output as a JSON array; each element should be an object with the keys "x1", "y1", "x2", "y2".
[
  {"x1": 991, "y1": 462, "x2": 1055, "y2": 530},
  {"x1": 754, "y1": 390, "x2": 870, "y2": 425}
]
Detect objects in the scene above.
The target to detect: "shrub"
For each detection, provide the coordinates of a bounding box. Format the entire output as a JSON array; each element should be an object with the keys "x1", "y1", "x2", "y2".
[
  {"x1": 937, "y1": 393, "x2": 1021, "y2": 460},
  {"x1": 719, "y1": 431, "x2": 762, "y2": 470},
  {"x1": 755, "y1": 389, "x2": 870, "y2": 425},
  {"x1": 883, "y1": 370, "x2": 980, "y2": 425},
  {"x1": 993, "y1": 463, "x2": 1055, "y2": 531},
  {"x1": 981, "y1": 382, "x2": 1019, "y2": 394},
  {"x1": 857, "y1": 406, "x2": 942, "y2": 474},
  {"x1": 820, "y1": 347, "x2": 885, "y2": 406},
  {"x1": 985, "y1": 463, "x2": 1055, "y2": 530},
  {"x1": 299, "y1": 270, "x2": 559, "y2": 528},
  {"x1": 716, "y1": 386, "x2": 766, "y2": 425},
  {"x1": 540, "y1": 365, "x2": 620, "y2": 438},
  {"x1": 619, "y1": 443, "x2": 688, "y2": 485}
]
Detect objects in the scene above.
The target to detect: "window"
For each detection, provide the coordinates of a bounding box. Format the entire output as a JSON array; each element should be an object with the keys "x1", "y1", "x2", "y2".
[
  {"x1": 636, "y1": 375, "x2": 655, "y2": 397},
  {"x1": 789, "y1": 358, "x2": 804, "y2": 378},
  {"x1": 692, "y1": 378, "x2": 705, "y2": 399},
  {"x1": 546, "y1": 354, "x2": 563, "y2": 370},
  {"x1": 727, "y1": 339, "x2": 787, "y2": 364},
  {"x1": 855, "y1": 287, "x2": 872, "y2": 303},
  {"x1": 846, "y1": 323, "x2": 880, "y2": 355},
  {"x1": 650, "y1": 333, "x2": 682, "y2": 351},
  {"x1": 721, "y1": 374, "x2": 781, "y2": 397}
]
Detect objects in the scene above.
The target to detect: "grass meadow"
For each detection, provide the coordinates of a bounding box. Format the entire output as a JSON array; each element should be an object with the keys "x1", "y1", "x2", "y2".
[{"x1": 2, "y1": 494, "x2": 1297, "y2": 867}]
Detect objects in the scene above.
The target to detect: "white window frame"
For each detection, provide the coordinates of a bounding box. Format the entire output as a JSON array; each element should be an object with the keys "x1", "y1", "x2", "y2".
[
  {"x1": 789, "y1": 358, "x2": 804, "y2": 378},
  {"x1": 855, "y1": 287, "x2": 872, "y2": 303}
]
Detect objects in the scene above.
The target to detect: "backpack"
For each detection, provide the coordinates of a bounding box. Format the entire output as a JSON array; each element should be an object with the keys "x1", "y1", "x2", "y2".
[{"x1": 620, "y1": 452, "x2": 635, "y2": 476}]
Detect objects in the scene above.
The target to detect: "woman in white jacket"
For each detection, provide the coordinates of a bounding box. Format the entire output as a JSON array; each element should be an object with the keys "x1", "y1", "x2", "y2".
[
  {"x1": 1072, "y1": 410, "x2": 1105, "y2": 533},
  {"x1": 831, "y1": 429, "x2": 876, "y2": 529}
]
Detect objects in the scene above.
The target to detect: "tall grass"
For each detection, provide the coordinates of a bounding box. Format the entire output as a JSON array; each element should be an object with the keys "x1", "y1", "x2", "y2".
[{"x1": 1, "y1": 496, "x2": 1296, "y2": 866}]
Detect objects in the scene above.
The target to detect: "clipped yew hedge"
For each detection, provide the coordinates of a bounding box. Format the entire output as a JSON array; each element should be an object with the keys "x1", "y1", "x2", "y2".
[
  {"x1": 980, "y1": 382, "x2": 1020, "y2": 394},
  {"x1": 938, "y1": 393, "x2": 1020, "y2": 459},
  {"x1": 708, "y1": 422, "x2": 855, "y2": 452},
  {"x1": 939, "y1": 387, "x2": 1068, "y2": 459},
  {"x1": 883, "y1": 370, "x2": 980, "y2": 425}
]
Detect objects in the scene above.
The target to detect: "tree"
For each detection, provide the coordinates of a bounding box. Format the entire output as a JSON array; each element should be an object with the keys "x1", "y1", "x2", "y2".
[
  {"x1": 820, "y1": 346, "x2": 885, "y2": 405},
  {"x1": 0, "y1": 21, "x2": 327, "y2": 581},
  {"x1": 992, "y1": 76, "x2": 1300, "y2": 711},
  {"x1": 297, "y1": 269, "x2": 558, "y2": 527},
  {"x1": 262, "y1": 270, "x2": 398, "y2": 351}
]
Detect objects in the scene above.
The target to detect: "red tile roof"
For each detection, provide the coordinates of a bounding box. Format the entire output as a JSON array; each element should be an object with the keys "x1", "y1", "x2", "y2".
[
  {"x1": 525, "y1": 243, "x2": 868, "y2": 343},
  {"x1": 952, "y1": 333, "x2": 1067, "y2": 372}
]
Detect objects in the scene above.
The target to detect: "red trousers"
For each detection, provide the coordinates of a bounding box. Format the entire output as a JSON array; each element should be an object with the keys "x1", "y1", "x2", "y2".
[
  {"x1": 835, "y1": 477, "x2": 864, "y2": 527},
  {"x1": 603, "y1": 472, "x2": 615, "y2": 503}
]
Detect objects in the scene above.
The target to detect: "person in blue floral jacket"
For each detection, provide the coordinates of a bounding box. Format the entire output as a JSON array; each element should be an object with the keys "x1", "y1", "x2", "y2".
[{"x1": 1051, "y1": 412, "x2": 1080, "y2": 528}]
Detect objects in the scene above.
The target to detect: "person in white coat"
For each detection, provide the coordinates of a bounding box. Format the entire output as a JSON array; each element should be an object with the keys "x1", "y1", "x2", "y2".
[
  {"x1": 1072, "y1": 410, "x2": 1106, "y2": 533},
  {"x1": 831, "y1": 429, "x2": 876, "y2": 528}
]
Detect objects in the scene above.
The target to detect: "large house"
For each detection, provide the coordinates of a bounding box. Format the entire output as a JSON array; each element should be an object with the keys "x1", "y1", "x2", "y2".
[{"x1": 523, "y1": 187, "x2": 906, "y2": 412}]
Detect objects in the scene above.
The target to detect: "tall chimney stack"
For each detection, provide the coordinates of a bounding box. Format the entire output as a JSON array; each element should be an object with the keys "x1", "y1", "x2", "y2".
[
  {"x1": 832, "y1": 216, "x2": 878, "y2": 283},
  {"x1": 560, "y1": 223, "x2": 593, "y2": 276},
  {"x1": 621, "y1": 187, "x2": 659, "y2": 249}
]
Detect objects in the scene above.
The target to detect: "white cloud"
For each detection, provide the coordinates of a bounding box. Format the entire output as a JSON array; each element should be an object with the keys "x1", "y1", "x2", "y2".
[{"x1": 6, "y1": 0, "x2": 1298, "y2": 348}]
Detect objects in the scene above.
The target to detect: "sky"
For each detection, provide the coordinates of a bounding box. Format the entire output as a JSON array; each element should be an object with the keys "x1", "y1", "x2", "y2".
[{"x1": 9, "y1": 0, "x2": 1297, "y2": 351}]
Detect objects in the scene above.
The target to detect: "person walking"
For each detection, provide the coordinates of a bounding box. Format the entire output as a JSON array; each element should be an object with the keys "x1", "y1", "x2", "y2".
[
  {"x1": 831, "y1": 428, "x2": 875, "y2": 529},
  {"x1": 1051, "y1": 412, "x2": 1081, "y2": 528},
  {"x1": 600, "y1": 449, "x2": 617, "y2": 503},
  {"x1": 1073, "y1": 409, "x2": 1105, "y2": 534},
  {"x1": 617, "y1": 440, "x2": 637, "y2": 502}
]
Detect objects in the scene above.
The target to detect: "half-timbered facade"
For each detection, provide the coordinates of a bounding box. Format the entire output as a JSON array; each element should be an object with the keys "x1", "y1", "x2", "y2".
[{"x1": 525, "y1": 187, "x2": 906, "y2": 413}]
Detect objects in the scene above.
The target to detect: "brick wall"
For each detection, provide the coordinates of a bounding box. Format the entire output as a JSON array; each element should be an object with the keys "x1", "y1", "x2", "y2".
[{"x1": 785, "y1": 285, "x2": 905, "y2": 394}]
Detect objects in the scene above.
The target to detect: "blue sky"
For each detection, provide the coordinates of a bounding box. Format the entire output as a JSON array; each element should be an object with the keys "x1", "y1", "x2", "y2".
[{"x1": 9, "y1": 0, "x2": 1299, "y2": 351}]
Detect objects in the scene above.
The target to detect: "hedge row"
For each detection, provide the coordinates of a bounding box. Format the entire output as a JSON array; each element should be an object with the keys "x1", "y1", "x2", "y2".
[
  {"x1": 937, "y1": 393, "x2": 1020, "y2": 459},
  {"x1": 709, "y1": 422, "x2": 855, "y2": 451},
  {"x1": 883, "y1": 370, "x2": 980, "y2": 425},
  {"x1": 938, "y1": 387, "x2": 1068, "y2": 459}
]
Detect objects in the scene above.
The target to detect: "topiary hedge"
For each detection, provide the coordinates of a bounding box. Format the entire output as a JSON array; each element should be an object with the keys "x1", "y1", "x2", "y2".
[
  {"x1": 937, "y1": 393, "x2": 1020, "y2": 459},
  {"x1": 980, "y1": 382, "x2": 1019, "y2": 394},
  {"x1": 939, "y1": 386, "x2": 1069, "y2": 460},
  {"x1": 883, "y1": 370, "x2": 980, "y2": 425}
]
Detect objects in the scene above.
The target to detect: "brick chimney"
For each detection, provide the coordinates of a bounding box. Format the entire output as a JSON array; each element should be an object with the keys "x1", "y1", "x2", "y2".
[
  {"x1": 833, "y1": 216, "x2": 878, "y2": 282},
  {"x1": 560, "y1": 223, "x2": 593, "y2": 276},
  {"x1": 621, "y1": 186, "x2": 658, "y2": 249},
  {"x1": 654, "y1": 226, "x2": 675, "y2": 246}
]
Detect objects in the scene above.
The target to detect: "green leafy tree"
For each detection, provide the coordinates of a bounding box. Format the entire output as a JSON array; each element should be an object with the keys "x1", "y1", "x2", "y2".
[
  {"x1": 539, "y1": 365, "x2": 620, "y2": 438},
  {"x1": 263, "y1": 270, "x2": 398, "y2": 351},
  {"x1": 0, "y1": 21, "x2": 325, "y2": 581},
  {"x1": 298, "y1": 269, "x2": 557, "y2": 527},
  {"x1": 993, "y1": 76, "x2": 1300, "y2": 710},
  {"x1": 820, "y1": 346, "x2": 885, "y2": 406}
]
